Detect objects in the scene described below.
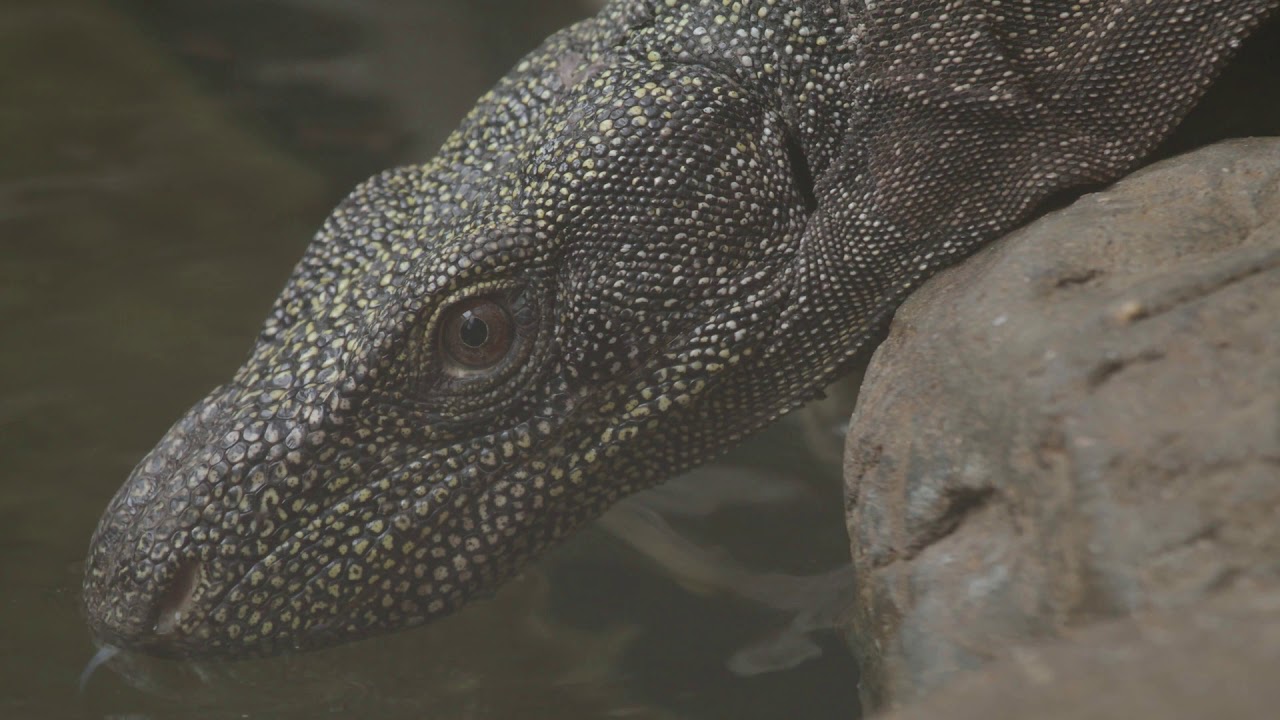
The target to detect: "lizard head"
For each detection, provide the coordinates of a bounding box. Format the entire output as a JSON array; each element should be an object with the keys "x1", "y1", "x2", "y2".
[
  {"x1": 83, "y1": 13, "x2": 822, "y2": 658},
  {"x1": 83, "y1": 0, "x2": 1264, "y2": 662}
]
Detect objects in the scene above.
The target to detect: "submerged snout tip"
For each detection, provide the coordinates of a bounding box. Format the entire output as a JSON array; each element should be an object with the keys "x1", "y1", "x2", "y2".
[{"x1": 81, "y1": 524, "x2": 211, "y2": 659}]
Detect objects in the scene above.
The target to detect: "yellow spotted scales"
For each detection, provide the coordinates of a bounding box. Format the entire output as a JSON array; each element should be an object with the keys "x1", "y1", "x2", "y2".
[{"x1": 85, "y1": 0, "x2": 1277, "y2": 656}]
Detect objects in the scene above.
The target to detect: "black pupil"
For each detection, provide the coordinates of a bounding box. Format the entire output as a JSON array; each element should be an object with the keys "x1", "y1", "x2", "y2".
[{"x1": 459, "y1": 312, "x2": 489, "y2": 348}]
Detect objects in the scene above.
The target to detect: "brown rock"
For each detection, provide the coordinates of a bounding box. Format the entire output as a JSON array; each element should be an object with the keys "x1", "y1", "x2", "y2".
[{"x1": 843, "y1": 139, "x2": 1280, "y2": 711}]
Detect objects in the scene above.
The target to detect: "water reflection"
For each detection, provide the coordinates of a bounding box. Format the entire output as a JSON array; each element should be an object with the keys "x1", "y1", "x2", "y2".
[
  {"x1": 2, "y1": 1, "x2": 860, "y2": 718},
  {"x1": 601, "y1": 471, "x2": 856, "y2": 677},
  {"x1": 85, "y1": 571, "x2": 652, "y2": 719}
]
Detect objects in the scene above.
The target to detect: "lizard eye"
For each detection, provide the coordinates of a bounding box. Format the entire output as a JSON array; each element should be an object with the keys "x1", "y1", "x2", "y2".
[{"x1": 441, "y1": 298, "x2": 514, "y2": 370}]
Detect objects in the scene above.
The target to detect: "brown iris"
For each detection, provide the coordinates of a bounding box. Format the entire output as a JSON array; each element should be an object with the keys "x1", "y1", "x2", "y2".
[{"x1": 441, "y1": 297, "x2": 514, "y2": 370}]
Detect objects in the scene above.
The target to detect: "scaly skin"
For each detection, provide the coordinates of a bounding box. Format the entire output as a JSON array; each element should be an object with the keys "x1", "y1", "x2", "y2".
[{"x1": 85, "y1": 0, "x2": 1277, "y2": 657}]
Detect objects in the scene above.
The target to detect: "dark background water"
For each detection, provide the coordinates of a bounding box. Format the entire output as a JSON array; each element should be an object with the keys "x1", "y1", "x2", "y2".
[{"x1": 0, "y1": 1, "x2": 862, "y2": 717}]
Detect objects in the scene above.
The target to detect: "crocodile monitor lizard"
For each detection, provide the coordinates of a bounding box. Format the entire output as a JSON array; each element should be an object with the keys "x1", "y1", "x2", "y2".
[{"x1": 84, "y1": 0, "x2": 1277, "y2": 657}]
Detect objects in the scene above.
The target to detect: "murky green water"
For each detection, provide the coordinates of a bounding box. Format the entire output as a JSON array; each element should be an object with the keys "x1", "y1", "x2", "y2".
[{"x1": 0, "y1": 1, "x2": 861, "y2": 717}]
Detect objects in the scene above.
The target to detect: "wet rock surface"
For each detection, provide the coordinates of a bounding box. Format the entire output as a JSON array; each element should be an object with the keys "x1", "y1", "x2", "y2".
[{"x1": 843, "y1": 139, "x2": 1280, "y2": 712}]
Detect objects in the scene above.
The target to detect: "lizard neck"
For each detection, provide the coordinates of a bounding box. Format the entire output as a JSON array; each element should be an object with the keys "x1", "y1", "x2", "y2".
[{"x1": 619, "y1": 0, "x2": 856, "y2": 176}]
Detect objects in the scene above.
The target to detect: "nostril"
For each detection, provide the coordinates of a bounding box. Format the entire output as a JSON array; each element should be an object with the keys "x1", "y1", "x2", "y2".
[{"x1": 153, "y1": 558, "x2": 203, "y2": 636}]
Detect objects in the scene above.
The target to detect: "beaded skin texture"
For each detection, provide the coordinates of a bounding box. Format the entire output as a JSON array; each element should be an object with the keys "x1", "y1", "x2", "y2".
[{"x1": 85, "y1": 0, "x2": 1277, "y2": 657}]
